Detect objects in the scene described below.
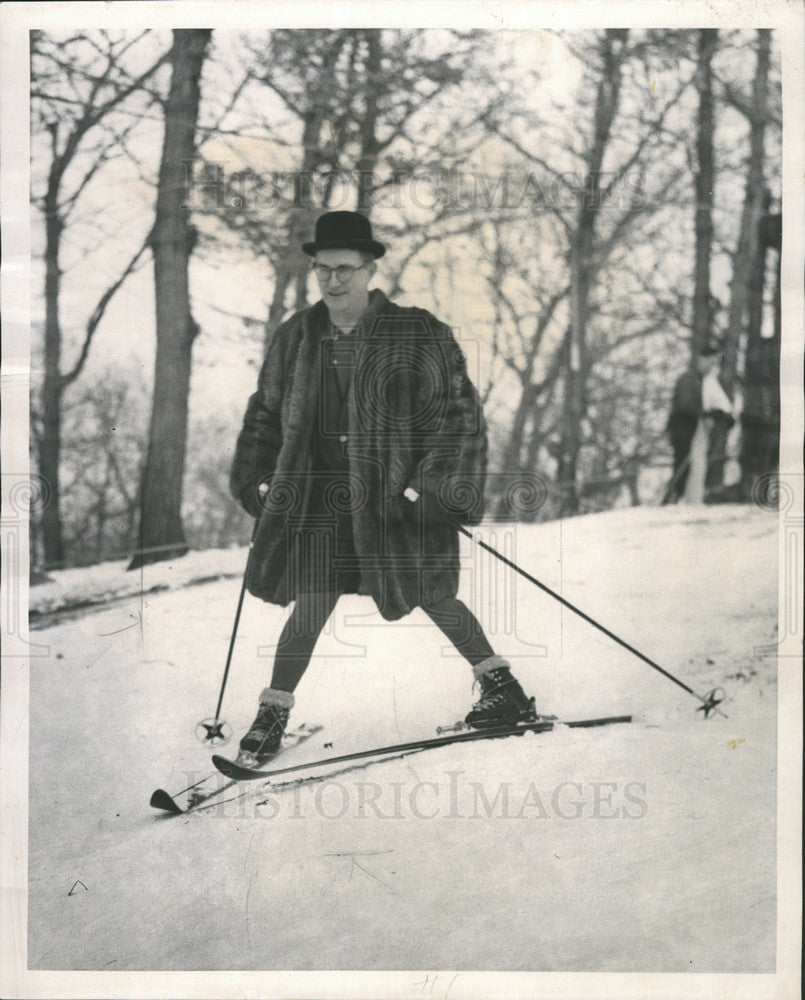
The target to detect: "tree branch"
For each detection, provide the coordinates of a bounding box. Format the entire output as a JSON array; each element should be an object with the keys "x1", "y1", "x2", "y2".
[{"x1": 61, "y1": 237, "x2": 150, "y2": 387}]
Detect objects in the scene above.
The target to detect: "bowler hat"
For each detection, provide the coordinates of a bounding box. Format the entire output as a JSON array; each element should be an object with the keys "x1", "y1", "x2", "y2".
[{"x1": 302, "y1": 211, "x2": 386, "y2": 259}]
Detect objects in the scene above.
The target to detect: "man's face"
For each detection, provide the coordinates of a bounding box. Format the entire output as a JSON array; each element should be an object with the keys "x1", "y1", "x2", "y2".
[
  {"x1": 313, "y1": 248, "x2": 375, "y2": 317},
  {"x1": 696, "y1": 354, "x2": 719, "y2": 377}
]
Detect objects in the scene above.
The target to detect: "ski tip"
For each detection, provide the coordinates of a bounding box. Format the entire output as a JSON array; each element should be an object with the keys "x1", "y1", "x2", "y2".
[{"x1": 150, "y1": 788, "x2": 184, "y2": 815}]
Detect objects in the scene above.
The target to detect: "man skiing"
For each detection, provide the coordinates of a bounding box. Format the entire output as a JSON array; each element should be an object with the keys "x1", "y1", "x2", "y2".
[{"x1": 230, "y1": 210, "x2": 536, "y2": 764}]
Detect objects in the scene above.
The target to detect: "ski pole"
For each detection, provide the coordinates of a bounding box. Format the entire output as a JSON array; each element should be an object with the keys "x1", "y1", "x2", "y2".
[
  {"x1": 198, "y1": 516, "x2": 261, "y2": 745},
  {"x1": 455, "y1": 523, "x2": 726, "y2": 718}
]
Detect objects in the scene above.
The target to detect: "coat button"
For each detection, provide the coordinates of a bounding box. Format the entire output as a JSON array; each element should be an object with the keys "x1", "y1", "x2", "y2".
[{"x1": 339, "y1": 434, "x2": 348, "y2": 443}]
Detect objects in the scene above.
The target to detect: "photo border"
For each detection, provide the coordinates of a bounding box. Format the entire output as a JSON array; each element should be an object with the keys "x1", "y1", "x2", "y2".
[{"x1": 2, "y1": 2, "x2": 802, "y2": 998}]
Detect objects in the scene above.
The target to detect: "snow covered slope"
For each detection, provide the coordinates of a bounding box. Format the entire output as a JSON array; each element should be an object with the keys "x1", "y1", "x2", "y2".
[{"x1": 26, "y1": 504, "x2": 779, "y2": 972}]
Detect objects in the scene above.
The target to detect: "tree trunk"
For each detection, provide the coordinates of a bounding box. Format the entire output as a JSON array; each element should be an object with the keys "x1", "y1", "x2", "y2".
[
  {"x1": 556, "y1": 238, "x2": 589, "y2": 516},
  {"x1": 722, "y1": 29, "x2": 771, "y2": 395},
  {"x1": 355, "y1": 30, "x2": 381, "y2": 215},
  {"x1": 129, "y1": 29, "x2": 211, "y2": 570},
  {"x1": 692, "y1": 29, "x2": 717, "y2": 357},
  {"x1": 557, "y1": 29, "x2": 628, "y2": 516},
  {"x1": 40, "y1": 182, "x2": 65, "y2": 568},
  {"x1": 739, "y1": 203, "x2": 780, "y2": 499},
  {"x1": 260, "y1": 33, "x2": 354, "y2": 348},
  {"x1": 263, "y1": 112, "x2": 328, "y2": 349}
]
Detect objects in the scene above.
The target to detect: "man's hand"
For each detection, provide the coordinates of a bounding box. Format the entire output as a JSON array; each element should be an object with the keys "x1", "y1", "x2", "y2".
[{"x1": 240, "y1": 481, "x2": 270, "y2": 518}]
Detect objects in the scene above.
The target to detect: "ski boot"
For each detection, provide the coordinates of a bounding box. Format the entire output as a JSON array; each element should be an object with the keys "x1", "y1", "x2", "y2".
[
  {"x1": 465, "y1": 656, "x2": 536, "y2": 729},
  {"x1": 238, "y1": 687, "x2": 294, "y2": 765}
]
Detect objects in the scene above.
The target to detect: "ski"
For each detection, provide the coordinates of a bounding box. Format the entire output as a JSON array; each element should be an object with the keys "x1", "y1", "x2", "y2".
[
  {"x1": 149, "y1": 723, "x2": 324, "y2": 815},
  {"x1": 212, "y1": 715, "x2": 632, "y2": 783}
]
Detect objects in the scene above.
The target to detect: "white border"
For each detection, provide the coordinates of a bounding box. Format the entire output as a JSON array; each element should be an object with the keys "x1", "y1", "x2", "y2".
[{"x1": 1, "y1": 2, "x2": 802, "y2": 998}]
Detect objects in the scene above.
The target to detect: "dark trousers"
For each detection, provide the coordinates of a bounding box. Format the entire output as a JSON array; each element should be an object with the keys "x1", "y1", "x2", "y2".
[
  {"x1": 663, "y1": 417, "x2": 697, "y2": 504},
  {"x1": 664, "y1": 441, "x2": 692, "y2": 503}
]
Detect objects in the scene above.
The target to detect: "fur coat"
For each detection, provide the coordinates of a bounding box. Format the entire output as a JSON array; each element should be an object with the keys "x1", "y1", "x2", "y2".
[{"x1": 230, "y1": 289, "x2": 488, "y2": 621}]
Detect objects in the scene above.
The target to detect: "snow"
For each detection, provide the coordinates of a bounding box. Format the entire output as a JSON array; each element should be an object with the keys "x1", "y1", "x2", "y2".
[
  {"x1": 29, "y1": 546, "x2": 250, "y2": 619},
  {"x1": 25, "y1": 504, "x2": 782, "y2": 979}
]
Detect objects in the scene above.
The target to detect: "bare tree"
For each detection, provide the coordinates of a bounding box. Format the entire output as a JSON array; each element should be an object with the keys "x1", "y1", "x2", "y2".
[
  {"x1": 59, "y1": 371, "x2": 148, "y2": 564},
  {"x1": 253, "y1": 31, "x2": 354, "y2": 332},
  {"x1": 738, "y1": 197, "x2": 781, "y2": 501},
  {"x1": 478, "y1": 221, "x2": 570, "y2": 516},
  {"x1": 30, "y1": 30, "x2": 168, "y2": 567},
  {"x1": 692, "y1": 29, "x2": 718, "y2": 357},
  {"x1": 722, "y1": 29, "x2": 772, "y2": 395},
  {"x1": 210, "y1": 29, "x2": 493, "y2": 346},
  {"x1": 555, "y1": 29, "x2": 630, "y2": 516},
  {"x1": 479, "y1": 30, "x2": 700, "y2": 516},
  {"x1": 129, "y1": 29, "x2": 213, "y2": 570},
  {"x1": 690, "y1": 28, "x2": 772, "y2": 496}
]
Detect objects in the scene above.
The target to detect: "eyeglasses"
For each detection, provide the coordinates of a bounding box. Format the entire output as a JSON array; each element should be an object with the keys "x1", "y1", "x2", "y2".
[{"x1": 311, "y1": 262, "x2": 370, "y2": 283}]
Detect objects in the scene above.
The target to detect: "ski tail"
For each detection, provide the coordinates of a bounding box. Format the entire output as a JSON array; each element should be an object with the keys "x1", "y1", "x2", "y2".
[{"x1": 149, "y1": 723, "x2": 324, "y2": 815}]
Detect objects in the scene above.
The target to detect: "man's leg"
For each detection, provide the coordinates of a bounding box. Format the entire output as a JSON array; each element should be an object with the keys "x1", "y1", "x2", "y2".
[
  {"x1": 675, "y1": 446, "x2": 692, "y2": 500},
  {"x1": 705, "y1": 414, "x2": 731, "y2": 493},
  {"x1": 270, "y1": 589, "x2": 343, "y2": 692},
  {"x1": 240, "y1": 589, "x2": 341, "y2": 760},
  {"x1": 421, "y1": 595, "x2": 495, "y2": 667},
  {"x1": 422, "y1": 596, "x2": 536, "y2": 727},
  {"x1": 664, "y1": 440, "x2": 691, "y2": 504}
]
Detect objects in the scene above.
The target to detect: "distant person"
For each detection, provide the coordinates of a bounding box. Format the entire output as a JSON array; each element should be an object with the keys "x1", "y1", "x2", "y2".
[
  {"x1": 664, "y1": 345, "x2": 733, "y2": 504},
  {"x1": 229, "y1": 211, "x2": 536, "y2": 764}
]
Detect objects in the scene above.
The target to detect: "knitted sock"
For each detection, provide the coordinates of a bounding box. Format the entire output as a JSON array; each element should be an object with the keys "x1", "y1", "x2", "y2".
[
  {"x1": 471, "y1": 655, "x2": 511, "y2": 681},
  {"x1": 257, "y1": 687, "x2": 295, "y2": 709}
]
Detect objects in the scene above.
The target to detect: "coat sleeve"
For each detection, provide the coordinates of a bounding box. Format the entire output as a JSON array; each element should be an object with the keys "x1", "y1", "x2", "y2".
[
  {"x1": 671, "y1": 371, "x2": 702, "y2": 417},
  {"x1": 229, "y1": 327, "x2": 285, "y2": 517},
  {"x1": 407, "y1": 322, "x2": 488, "y2": 526}
]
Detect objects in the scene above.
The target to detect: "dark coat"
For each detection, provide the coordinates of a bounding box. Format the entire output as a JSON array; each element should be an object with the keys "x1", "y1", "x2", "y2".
[
  {"x1": 666, "y1": 369, "x2": 702, "y2": 448},
  {"x1": 230, "y1": 289, "x2": 488, "y2": 621}
]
